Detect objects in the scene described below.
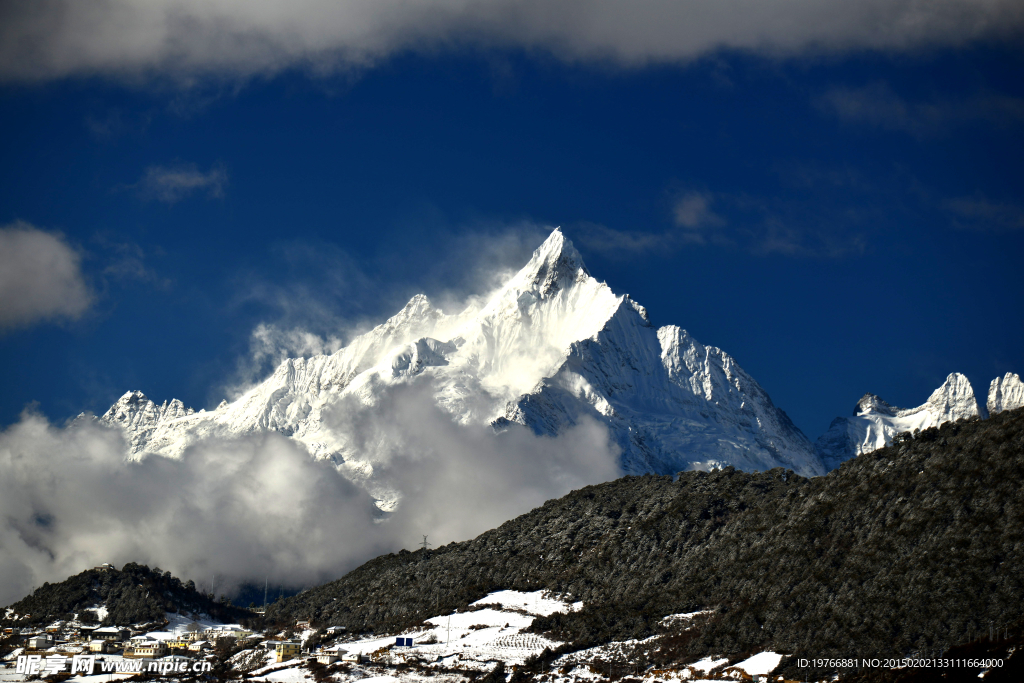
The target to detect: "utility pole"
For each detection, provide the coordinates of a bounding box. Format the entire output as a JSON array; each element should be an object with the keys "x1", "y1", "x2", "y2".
[{"x1": 420, "y1": 535, "x2": 432, "y2": 551}]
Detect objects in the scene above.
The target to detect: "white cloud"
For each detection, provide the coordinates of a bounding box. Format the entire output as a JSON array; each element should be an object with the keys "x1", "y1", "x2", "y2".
[
  {"x1": 1, "y1": 1, "x2": 1022, "y2": 83},
  {"x1": 0, "y1": 411, "x2": 388, "y2": 607},
  {"x1": 0, "y1": 379, "x2": 620, "y2": 607},
  {"x1": 329, "y1": 380, "x2": 622, "y2": 545},
  {"x1": 0, "y1": 221, "x2": 93, "y2": 331},
  {"x1": 134, "y1": 163, "x2": 227, "y2": 203}
]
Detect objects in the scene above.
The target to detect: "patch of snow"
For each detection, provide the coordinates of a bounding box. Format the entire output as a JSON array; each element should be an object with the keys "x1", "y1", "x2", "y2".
[
  {"x1": 59, "y1": 675, "x2": 136, "y2": 683},
  {"x1": 470, "y1": 590, "x2": 579, "y2": 616},
  {"x1": 249, "y1": 667, "x2": 311, "y2": 683},
  {"x1": 659, "y1": 610, "x2": 712, "y2": 625},
  {"x1": 731, "y1": 651, "x2": 784, "y2": 675},
  {"x1": 690, "y1": 656, "x2": 728, "y2": 672},
  {"x1": 164, "y1": 613, "x2": 229, "y2": 634}
]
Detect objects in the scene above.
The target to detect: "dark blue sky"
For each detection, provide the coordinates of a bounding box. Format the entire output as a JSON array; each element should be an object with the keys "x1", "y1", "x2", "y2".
[{"x1": 1, "y1": 34, "x2": 1022, "y2": 440}]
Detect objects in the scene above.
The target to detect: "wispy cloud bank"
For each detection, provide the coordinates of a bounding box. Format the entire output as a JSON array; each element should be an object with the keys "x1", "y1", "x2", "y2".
[
  {"x1": 0, "y1": 221, "x2": 93, "y2": 331},
  {"x1": 1, "y1": 1, "x2": 1022, "y2": 84},
  {"x1": 575, "y1": 187, "x2": 868, "y2": 260},
  {"x1": 946, "y1": 195, "x2": 1024, "y2": 231},
  {"x1": 133, "y1": 163, "x2": 228, "y2": 203},
  {"x1": 819, "y1": 83, "x2": 1024, "y2": 137}
]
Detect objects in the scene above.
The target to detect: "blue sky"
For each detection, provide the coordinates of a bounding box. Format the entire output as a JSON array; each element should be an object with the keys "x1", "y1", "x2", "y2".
[{"x1": 1, "y1": 2, "x2": 1022, "y2": 441}]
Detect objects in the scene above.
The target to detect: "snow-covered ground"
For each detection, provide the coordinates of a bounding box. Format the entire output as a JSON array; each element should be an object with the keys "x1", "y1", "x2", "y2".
[
  {"x1": 470, "y1": 589, "x2": 582, "y2": 616},
  {"x1": 239, "y1": 591, "x2": 784, "y2": 683},
  {"x1": 1, "y1": 592, "x2": 788, "y2": 682},
  {"x1": 304, "y1": 592, "x2": 565, "y2": 671}
]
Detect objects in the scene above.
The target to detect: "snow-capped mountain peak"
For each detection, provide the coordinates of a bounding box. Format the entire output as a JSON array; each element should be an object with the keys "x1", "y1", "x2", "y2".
[
  {"x1": 920, "y1": 372, "x2": 982, "y2": 422},
  {"x1": 100, "y1": 229, "x2": 829, "y2": 506},
  {"x1": 508, "y1": 227, "x2": 590, "y2": 296},
  {"x1": 988, "y1": 372, "x2": 1024, "y2": 415}
]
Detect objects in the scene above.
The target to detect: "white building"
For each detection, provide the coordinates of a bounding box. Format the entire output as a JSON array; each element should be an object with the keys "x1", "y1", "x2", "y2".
[{"x1": 27, "y1": 635, "x2": 53, "y2": 649}]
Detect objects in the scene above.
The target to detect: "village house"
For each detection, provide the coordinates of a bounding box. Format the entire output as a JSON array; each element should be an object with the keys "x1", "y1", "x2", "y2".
[
  {"x1": 188, "y1": 640, "x2": 211, "y2": 652},
  {"x1": 89, "y1": 640, "x2": 110, "y2": 653},
  {"x1": 129, "y1": 641, "x2": 168, "y2": 658},
  {"x1": 341, "y1": 652, "x2": 368, "y2": 664},
  {"x1": 27, "y1": 634, "x2": 53, "y2": 650},
  {"x1": 74, "y1": 626, "x2": 97, "y2": 642},
  {"x1": 275, "y1": 641, "x2": 301, "y2": 663},
  {"x1": 206, "y1": 625, "x2": 252, "y2": 640},
  {"x1": 93, "y1": 627, "x2": 129, "y2": 642},
  {"x1": 315, "y1": 653, "x2": 339, "y2": 665}
]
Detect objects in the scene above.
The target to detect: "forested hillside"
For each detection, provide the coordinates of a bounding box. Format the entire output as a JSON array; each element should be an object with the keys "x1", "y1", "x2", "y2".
[
  {"x1": 3, "y1": 562, "x2": 252, "y2": 626},
  {"x1": 266, "y1": 408, "x2": 1024, "y2": 678}
]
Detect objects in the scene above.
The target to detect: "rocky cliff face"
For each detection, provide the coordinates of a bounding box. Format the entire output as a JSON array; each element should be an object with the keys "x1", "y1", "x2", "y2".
[{"x1": 988, "y1": 372, "x2": 1024, "y2": 415}]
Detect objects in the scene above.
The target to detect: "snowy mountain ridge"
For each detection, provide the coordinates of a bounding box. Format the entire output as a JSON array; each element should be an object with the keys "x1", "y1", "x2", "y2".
[
  {"x1": 814, "y1": 371, "x2": 1024, "y2": 470},
  {"x1": 101, "y1": 230, "x2": 825, "y2": 507},
  {"x1": 99, "y1": 230, "x2": 1022, "y2": 502}
]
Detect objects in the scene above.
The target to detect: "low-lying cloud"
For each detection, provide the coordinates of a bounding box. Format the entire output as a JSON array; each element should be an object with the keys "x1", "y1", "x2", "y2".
[
  {"x1": 1, "y1": 1, "x2": 1022, "y2": 84},
  {"x1": 0, "y1": 377, "x2": 620, "y2": 608},
  {"x1": 0, "y1": 221, "x2": 93, "y2": 331}
]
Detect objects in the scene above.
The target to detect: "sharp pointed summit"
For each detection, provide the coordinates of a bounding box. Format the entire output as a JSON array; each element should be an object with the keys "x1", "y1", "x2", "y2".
[{"x1": 511, "y1": 228, "x2": 590, "y2": 296}]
